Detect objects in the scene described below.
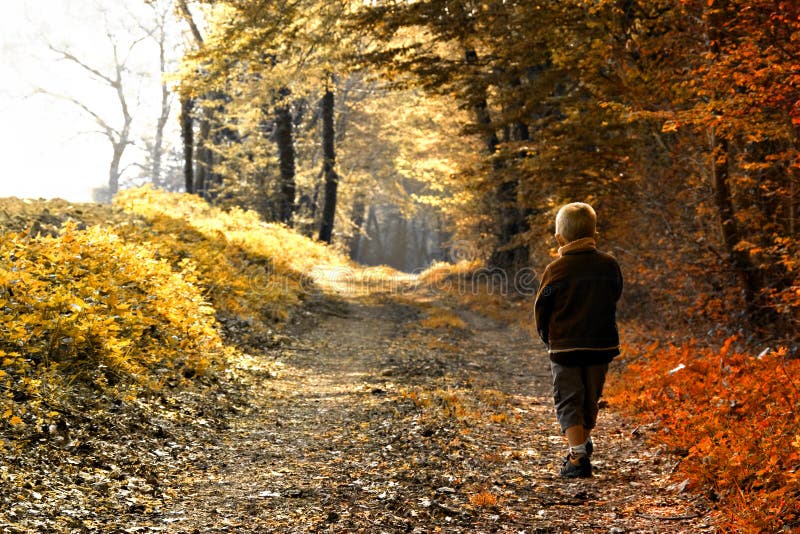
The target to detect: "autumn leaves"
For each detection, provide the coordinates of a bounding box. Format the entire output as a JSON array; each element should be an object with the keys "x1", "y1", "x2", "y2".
[{"x1": 0, "y1": 186, "x2": 347, "y2": 432}]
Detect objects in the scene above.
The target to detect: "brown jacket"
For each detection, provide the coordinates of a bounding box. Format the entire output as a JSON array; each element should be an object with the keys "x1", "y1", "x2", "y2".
[{"x1": 534, "y1": 238, "x2": 622, "y2": 366}]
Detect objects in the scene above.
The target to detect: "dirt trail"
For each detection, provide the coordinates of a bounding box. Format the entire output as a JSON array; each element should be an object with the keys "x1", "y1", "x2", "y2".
[{"x1": 150, "y1": 286, "x2": 716, "y2": 533}]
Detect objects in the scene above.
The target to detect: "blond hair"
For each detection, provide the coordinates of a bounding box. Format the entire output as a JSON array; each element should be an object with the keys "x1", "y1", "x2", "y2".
[{"x1": 555, "y1": 202, "x2": 597, "y2": 242}]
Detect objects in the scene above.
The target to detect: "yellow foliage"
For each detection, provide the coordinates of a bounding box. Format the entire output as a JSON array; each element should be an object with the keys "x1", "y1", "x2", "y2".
[
  {"x1": 114, "y1": 186, "x2": 351, "y2": 339},
  {"x1": 0, "y1": 223, "x2": 222, "y2": 406},
  {"x1": 420, "y1": 308, "x2": 468, "y2": 331},
  {"x1": 418, "y1": 260, "x2": 532, "y2": 330},
  {"x1": 1, "y1": 186, "x2": 352, "y2": 426},
  {"x1": 418, "y1": 259, "x2": 482, "y2": 286}
]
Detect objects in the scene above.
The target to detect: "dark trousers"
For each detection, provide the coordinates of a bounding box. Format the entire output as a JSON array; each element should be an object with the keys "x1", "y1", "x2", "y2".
[{"x1": 550, "y1": 361, "x2": 609, "y2": 433}]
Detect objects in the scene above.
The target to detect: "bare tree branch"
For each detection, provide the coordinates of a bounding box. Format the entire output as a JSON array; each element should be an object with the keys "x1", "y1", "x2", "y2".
[
  {"x1": 33, "y1": 87, "x2": 120, "y2": 141},
  {"x1": 47, "y1": 45, "x2": 116, "y2": 87},
  {"x1": 41, "y1": 11, "x2": 143, "y2": 196},
  {"x1": 176, "y1": 0, "x2": 204, "y2": 45}
]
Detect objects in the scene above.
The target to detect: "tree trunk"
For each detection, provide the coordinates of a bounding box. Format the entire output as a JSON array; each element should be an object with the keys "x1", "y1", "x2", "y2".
[
  {"x1": 253, "y1": 162, "x2": 273, "y2": 222},
  {"x1": 490, "y1": 180, "x2": 528, "y2": 273},
  {"x1": 491, "y1": 117, "x2": 531, "y2": 274},
  {"x1": 365, "y1": 206, "x2": 382, "y2": 264},
  {"x1": 465, "y1": 49, "x2": 499, "y2": 158},
  {"x1": 205, "y1": 115, "x2": 234, "y2": 201},
  {"x1": 180, "y1": 97, "x2": 194, "y2": 194},
  {"x1": 349, "y1": 191, "x2": 366, "y2": 261},
  {"x1": 466, "y1": 48, "x2": 529, "y2": 275},
  {"x1": 791, "y1": 163, "x2": 798, "y2": 238},
  {"x1": 152, "y1": 99, "x2": 167, "y2": 188},
  {"x1": 318, "y1": 87, "x2": 339, "y2": 244},
  {"x1": 275, "y1": 88, "x2": 296, "y2": 226},
  {"x1": 176, "y1": 0, "x2": 203, "y2": 195},
  {"x1": 416, "y1": 220, "x2": 431, "y2": 268},
  {"x1": 108, "y1": 143, "x2": 123, "y2": 199},
  {"x1": 791, "y1": 124, "x2": 800, "y2": 237},
  {"x1": 151, "y1": 13, "x2": 170, "y2": 188},
  {"x1": 108, "y1": 47, "x2": 132, "y2": 197},
  {"x1": 195, "y1": 118, "x2": 211, "y2": 198},
  {"x1": 703, "y1": 6, "x2": 763, "y2": 324},
  {"x1": 388, "y1": 212, "x2": 408, "y2": 270},
  {"x1": 711, "y1": 133, "x2": 762, "y2": 320}
]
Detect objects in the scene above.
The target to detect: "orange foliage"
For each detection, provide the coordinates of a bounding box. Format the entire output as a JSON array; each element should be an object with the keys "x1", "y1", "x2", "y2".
[
  {"x1": 468, "y1": 489, "x2": 499, "y2": 508},
  {"x1": 608, "y1": 337, "x2": 800, "y2": 531}
]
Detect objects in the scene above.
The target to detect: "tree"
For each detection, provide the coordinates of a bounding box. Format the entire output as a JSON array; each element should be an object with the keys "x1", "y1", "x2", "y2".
[
  {"x1": 351, "y1": 0, "x2": 798, "y2": 336},
  {"x1": 352, "y1": 1, "x2": 570, "y2": 273},
  {"x1": 176, "y1": 0, "x2": 321, "y2": 218},
  {"x1": 599, "y1": 0, "x2": 796, "y2": 329},
  {"x1": 274, "y1": 88, "x2": 298, "y2": 225},
  {"x1": 131, "y1": 0, "x2": 178, "y2": 189},
  {"x1": 175, "y1": 0, "x2": 204, "y2": 194},
  {"x1": 34, "y1": 1, "x2": 185, "y2": 198},
  {"x1": 318, "y1": 84, "x2": 339, "y2": 243},
  {"x1": 43, "y1": 31, "x2": 140, "y2": 199}
]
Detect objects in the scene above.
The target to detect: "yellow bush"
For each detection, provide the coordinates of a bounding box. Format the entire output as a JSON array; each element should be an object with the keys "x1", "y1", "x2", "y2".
[
  {"x1": 115, "y1": 186, "x2": 349, "y2": 274},
  {"x1": 114, "y1": 187, "x2": 351, "y2": 335},
  {"x1": 0, "y1": 224, "x2": 224, "y2": 421},
  {"x1": 1, "y1": 186, "x2": 353, "y2": 427},
  {"x1": 418, "y1": 260, "x2": 532, "y2": 328}
]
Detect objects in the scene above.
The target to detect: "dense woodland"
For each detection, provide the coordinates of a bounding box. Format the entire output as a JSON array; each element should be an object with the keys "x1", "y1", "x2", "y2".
[
  {"x1": 172, "y1": 0, "x2": 798, "y2": 343},
  {"x1": 171, "y1": 3, "x2": 800, "y2": 525},
  {"x1": 1, "y1": 0, "x2": 799, "y2": 531}
]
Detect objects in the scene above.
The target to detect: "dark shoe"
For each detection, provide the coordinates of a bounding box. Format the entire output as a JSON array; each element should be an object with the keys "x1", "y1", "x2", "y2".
[
  {"x1": 586, "y1": 438, "x2": 594, "y2": 458},
  {"x1": 560, "y1": 453, "x2": 592, "y2": 478}
]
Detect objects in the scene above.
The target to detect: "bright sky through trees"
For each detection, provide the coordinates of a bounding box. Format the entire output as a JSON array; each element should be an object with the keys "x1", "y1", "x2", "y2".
[{"x1": 0, "y1": 1, "x2": 179, "y2": 202}]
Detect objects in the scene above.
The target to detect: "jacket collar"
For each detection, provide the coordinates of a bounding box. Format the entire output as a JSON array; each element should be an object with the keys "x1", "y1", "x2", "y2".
[{"x1": 558, "y1": 237, "x2": 597, "y2": 257}]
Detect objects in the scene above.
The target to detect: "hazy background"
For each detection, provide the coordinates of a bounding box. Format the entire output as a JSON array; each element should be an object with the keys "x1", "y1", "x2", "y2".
[{"x1": 0, "y1": 0, "x2": 181, "y2": 202}]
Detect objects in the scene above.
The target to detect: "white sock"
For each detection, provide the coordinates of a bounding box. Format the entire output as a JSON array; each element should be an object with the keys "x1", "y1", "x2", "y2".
[{"x1": 570, "y1": 444, "x2": 587, "y2": 456}]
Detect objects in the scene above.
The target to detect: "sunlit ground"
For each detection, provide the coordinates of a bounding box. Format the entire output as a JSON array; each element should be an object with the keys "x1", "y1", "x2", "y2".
[{"x1": 310, "y1": 265, "x2": 420, "y2": 296}]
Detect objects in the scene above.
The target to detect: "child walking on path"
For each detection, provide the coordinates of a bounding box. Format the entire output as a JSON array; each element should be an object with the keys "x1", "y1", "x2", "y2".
[{"x1": 534, "y1": 202, "x2": 623, "y2": 478}]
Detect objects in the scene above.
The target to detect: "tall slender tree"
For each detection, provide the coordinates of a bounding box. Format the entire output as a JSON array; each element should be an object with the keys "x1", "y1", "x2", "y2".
[
  {"x1": 318, "y1": 84, "x2": 339, "y2": 242},
  {"x1": 275, "y1": 88, "x2": 297, "y2": 225}
]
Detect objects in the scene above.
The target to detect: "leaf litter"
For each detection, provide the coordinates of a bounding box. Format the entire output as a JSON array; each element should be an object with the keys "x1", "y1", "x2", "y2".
[
  {"x1": 0, "y1": 198, "x2": 718, "y2": 532},
  {"x1": 103, "y1": 289, "x2": 714, "y2": 533}
]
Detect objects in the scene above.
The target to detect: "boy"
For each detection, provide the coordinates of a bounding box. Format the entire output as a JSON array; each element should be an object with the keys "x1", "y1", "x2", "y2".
[{"x1": 534, "y1": 202, "x2": 623, "y2": 478}]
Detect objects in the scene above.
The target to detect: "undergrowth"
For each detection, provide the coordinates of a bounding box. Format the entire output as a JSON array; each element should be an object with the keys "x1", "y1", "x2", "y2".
[
  {"x1": 1, "y1": 186, "x2": 348, "y2": 433},
  {"x1": 419, "y1": 260, "x2": 532, "y2": 331},
  {"x1": 0, "y1": 224, "x2": 224, "y2": 430},
  {"x1": 607, "y1": 338, "x2": 800, "y2": 532},
  {"x1": 114, "y1": 187, "x2": 350, "y2": 329}
]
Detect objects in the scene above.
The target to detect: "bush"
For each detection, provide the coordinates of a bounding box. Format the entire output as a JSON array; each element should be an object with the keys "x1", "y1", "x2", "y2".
[
  {"x1": 0, "y1": 224, "x2": 223, "y2": 427},
  {"x1": 1, "y1": 186, "x2": 352, "y2": 430},
  {"x1": 608, "y1": 338, "x2": 800, "y2": 531}
]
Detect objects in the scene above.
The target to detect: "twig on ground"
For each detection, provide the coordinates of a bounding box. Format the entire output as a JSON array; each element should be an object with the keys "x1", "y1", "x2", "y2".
[{"x1": 635, "y1": 512, "x2": 700, "y2": 521}]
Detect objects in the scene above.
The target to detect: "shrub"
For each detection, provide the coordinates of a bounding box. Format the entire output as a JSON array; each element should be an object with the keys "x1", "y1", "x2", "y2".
[
  {"x1": 1, "y1": 224, "x2": 223, "y2": 426},
  {"x1": 608, "y1": 338, "x2": 800, "y2": 531}
]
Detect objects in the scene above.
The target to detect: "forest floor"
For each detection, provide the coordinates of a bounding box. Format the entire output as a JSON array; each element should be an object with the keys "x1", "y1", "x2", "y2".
[
  {"x1": 118, "y1": 281, "x2": 715, "y2": 533},
  {"x1": 0, "y1": 198, "x2": 718, "y2": 532}
]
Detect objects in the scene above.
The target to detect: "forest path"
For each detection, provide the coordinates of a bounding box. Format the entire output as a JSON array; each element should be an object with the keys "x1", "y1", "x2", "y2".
[{"x1": 159, "y1": 285, "x2": 716, "y2": 533}]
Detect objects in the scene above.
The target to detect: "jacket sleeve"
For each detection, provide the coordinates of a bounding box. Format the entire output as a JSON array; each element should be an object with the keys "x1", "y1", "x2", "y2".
[{"x1": 533, "y1": 267, "x2": 554, "y2": 346}]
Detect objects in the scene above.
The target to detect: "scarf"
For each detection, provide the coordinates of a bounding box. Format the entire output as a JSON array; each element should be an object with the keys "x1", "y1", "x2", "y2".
[{"x1": 558, "y1": 237, "x2": 597, "y2": 257}]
